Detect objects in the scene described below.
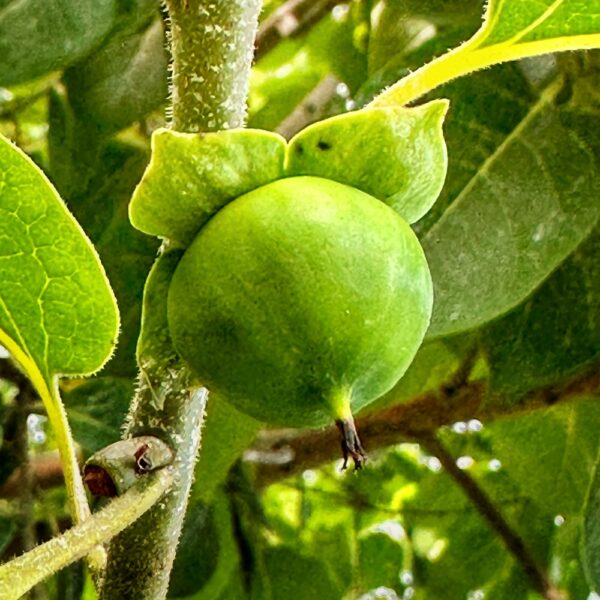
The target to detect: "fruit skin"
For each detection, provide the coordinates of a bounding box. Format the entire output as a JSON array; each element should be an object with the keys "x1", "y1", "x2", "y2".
[{"x1": 167, "y1": 175, "x2": 433, "y2": 428}]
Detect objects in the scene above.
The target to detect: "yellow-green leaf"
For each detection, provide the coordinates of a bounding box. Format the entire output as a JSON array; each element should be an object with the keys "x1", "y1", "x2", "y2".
[
  {"x1": 371, "y1": 0, "x2": 600, "y2": 107},
  {"x1": 0, "y1": 133, "x2": 119, "y2": 525}
]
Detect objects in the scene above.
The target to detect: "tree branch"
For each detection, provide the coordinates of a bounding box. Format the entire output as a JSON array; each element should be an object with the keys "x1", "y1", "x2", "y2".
[
  {"x1": 420, "y1": 435, "x2": 564, "y2": 600},
  {"x1": 255, "y1": 0, "x2": 340, "y2": 61},
  {"x1": 250, "y1": 365, "x2": 600, "y2": 486}
]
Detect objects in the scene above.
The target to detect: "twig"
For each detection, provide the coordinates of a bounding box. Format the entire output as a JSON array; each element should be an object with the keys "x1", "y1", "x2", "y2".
[
  {"x1": 420, "y1": 434, "x2": 564, "y2": 600},
  {"x1": 276, "y1": 74, "x2": 341, "y2": 139},
  {"x1": 250, "y1": 364, "x2": 600, "y2": 486},
  {"x1": 4, "y1": 365, "x2": 598, "y2": 496},
  {"x1": 255, "y1": 0, "x2": 340, "y2": 61},
  {"x1": 0, "y1": 451, "x2": 73, "y2": 499}
]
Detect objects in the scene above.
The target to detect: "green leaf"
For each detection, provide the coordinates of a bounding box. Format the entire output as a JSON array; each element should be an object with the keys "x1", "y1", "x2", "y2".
[
  {"x1": 0, "y1": 132, "x2": 119, "y2": 523},
  {"x1": 480, "y1": 0, "x2": 600, "y2": 46},
  {"x1": 583, "y1": 450, "x2": 600, "y2": 591},
  {"x1": 423, "y1": 68, "x2": 600, "y2": 339},
  {"x1": 490, "y1": 397, "x2": 600, "y2": 517},
  {"x1": 64, "y1": 18, "x2": 168, "y2": 134},
  {"x1": 64, "y1": 377, "x2": 133, "y2": 453},
  {"x1": 411, "y1": 61, "x2": 537, "y2": 237},
  {"x1": 371, "y1": 0, "x2": 600, "y2": 107},
  {"x1": 0, "y1": 0, "x2": 117, "y2": 87},
  {"x1": 0, "y1": 134, "x2": 119, "y2": 381},
  {"x1": 191, "y1": 395, "x2": 261, "y2": 505},
  {"x1": 167, "y1": 501, "x2": 219, "y2": 598},
  {"x1": 286, "y1": 100, "x2": 448, "y2": 224},
  {"x1": 129, "y1": 128, "x2": 287, "y2": 247},
  {"x1": 0, "y1": 515, "x2": 15, "y2": 555},
  {"x1": 259, "y1": 545, "x2": 342, "y2": 600},
  {"x1": 66, "y1": 142, "x2": 159, "y2": 377},
  {"x1": 136, "y1": 250, "x2": 181, "y2": 373},
  {"x1": 168, "y1": 491, "x2": 241, "y2": 600},
  {"x1": 357, "y1": 527, "x2": 405, "y2": 593},
  {"x1": 484, "y1": 226, "x2": 599, "y2": 395}
]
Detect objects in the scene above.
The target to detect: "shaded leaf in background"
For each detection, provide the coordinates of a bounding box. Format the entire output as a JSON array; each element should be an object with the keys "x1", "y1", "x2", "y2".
[
  {"x1": 484, "y1": 226, "x2": 599, "y2": 395},
  {"x1": 583, "y1": 450, "x2": 600, "y2": 591},
  {"x1": 489, "y1": 397, "x2": 599, "y2": 519},
  {"x1": 0, "y1": 516, "x2": 15, "y2": 556},
  {"x1": 63, "y1": 377, "x2": 132, "y2": 453},
  {"x1": 68, "y1": 142, "x2": 158, "y2": 377},
  {"x1": 357, "y1": 527, "x2": 405, "y2": 593},
  {"x1": 0, "y1": 0, "x2": 117, "y2": 86},
  {"x1": 167, "y1": 502, "x2": 219, "y2": 598},
  {"x1": 423, "y1": 62, "x2": 600, "y2": 339},
  {"x1": 64, "y1": 18, "x2": 168, "y2": 135},
  {"x1": 257, "y1": 545, "x2": 342, "y2": 600},
  {"x1": 168, "y1": 491, "x2": 243, "y2": 600},
  {"x1": 191, "y1": 395, "x2": 261, "y2": 505}
]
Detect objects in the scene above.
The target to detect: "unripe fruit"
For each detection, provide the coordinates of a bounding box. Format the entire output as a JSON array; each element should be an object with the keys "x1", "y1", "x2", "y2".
[{"x1": 167, "y1": 176, "x2": 432, "y2": 467}]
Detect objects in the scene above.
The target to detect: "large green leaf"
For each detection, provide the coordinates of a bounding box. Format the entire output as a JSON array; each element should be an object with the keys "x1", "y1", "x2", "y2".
[
  {"x1": 64, "y1": 377, "x2": 132, "y2": 453},
  {"x1": 0, "y1": 134, "x2": 119, "y2": 381},
  {"x1": 423, "y1": 65, "x2": 600, "y2": 339},
  {"x1": 0, "y1": 0, "x2": 117, "y2": 86},
  {"x1": 0, "y1": 132, "x2": 119, "y2": 521},
  {"x1": 484, "y1": 226, "x2": 599, "y2": 395},
  {"x1": 286, "y1": 100, "x2": 448, "y2": 224},
  {"x1": 129, "y1": 129, "x2": 286, "y2": 247}
]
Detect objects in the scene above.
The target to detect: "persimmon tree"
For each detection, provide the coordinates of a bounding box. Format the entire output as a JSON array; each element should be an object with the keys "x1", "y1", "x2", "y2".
[{"x1": 0, "y1": 1, "x2": 599, "y2": 599}]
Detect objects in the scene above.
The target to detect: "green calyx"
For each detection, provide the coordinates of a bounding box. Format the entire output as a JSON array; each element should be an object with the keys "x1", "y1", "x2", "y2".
[{"x1": 129, "y1": 100, "x2": 448, "y2": 246}]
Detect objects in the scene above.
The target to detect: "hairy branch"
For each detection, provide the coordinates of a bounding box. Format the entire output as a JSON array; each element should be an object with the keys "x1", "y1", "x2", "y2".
[{"x1": 0, "y1": 468, "x2": 174, "y2": 600}]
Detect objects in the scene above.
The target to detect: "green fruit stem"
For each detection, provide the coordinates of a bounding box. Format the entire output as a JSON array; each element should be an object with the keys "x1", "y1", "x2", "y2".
[{"x1": 165, "y1": 0, "x2": 262, "y2": 133}]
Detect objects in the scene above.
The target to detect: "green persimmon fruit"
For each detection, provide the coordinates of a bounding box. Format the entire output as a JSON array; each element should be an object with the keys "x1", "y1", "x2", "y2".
[{"x1": 167, "y1": 176, "x2": 432, "y2": 468}]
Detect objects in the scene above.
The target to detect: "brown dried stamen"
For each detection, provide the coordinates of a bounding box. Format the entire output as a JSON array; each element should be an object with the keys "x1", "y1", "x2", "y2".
[{"x1": 335, "y1": 417, "x2": 366, "y2": 470}]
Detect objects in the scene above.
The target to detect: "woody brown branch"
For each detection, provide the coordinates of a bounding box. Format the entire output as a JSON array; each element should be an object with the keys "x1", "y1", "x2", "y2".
[
  {"x1": 1, "y1": 362, "x2": 598, "y2": 495},
  {"x1": 250, "y1": 364, "x2": 600, "y2": 486}
]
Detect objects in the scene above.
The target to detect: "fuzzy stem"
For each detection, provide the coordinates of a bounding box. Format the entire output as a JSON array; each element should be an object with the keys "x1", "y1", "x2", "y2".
[
  {"x1": 0, "y1": 468, "x2": 173, "y2": 600},
  {"x1": 99, "y1": 4, "x2": 260, "y2": 597},
  {"x1": 99, "y1": 381, "x2": 207, "y2": 600},
  {"x1": 165, "y1": 0, "x2": 262, "y2": 133}
]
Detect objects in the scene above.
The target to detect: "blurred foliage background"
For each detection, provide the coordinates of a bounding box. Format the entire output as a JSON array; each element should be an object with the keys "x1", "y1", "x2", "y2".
[{"x1": 0, "y1": 1, "x2": 598, "y2": 598}]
